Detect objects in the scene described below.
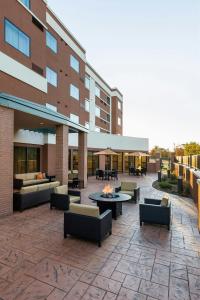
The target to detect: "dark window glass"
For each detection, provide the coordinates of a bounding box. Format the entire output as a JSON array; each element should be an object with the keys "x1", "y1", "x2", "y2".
[{"x1": 14, "y1": 146, "x2": 40, "y2": 174}]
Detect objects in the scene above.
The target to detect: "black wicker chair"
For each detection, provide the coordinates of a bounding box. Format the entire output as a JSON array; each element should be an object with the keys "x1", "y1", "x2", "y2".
[
  {"x1": 50, "y1": 185, "x2": 81, "y2": 210},
  {"x1": 115, "y1": 182, "x2": 140, "y2": 203},
  {"x1": 64, "y1": 208, "x2": 112, "y2": 247},
  {"x1": 139, "y1": 198, "x2": 171, "y2": 230}
]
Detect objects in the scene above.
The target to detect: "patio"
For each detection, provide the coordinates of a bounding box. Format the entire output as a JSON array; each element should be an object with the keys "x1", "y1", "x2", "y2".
[{"x1": 0, "y1": 174, "x2": 199, "y2": 300}]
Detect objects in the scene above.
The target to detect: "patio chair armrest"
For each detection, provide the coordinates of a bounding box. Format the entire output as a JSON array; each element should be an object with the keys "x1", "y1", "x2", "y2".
[
  {"x1": 50, "y1": 193, "x2": 70, "y2": 210},
  {"x1": 99, "y1": 209, "x2": 112, "y2": 220},
  {"x1": 144, "y1": 198, "x2": 162, "y2": 205},
  {"x1": 115, "y1": 186, "x2": 121, "y2": 193},
  {"x1": 14, "y1": 178, "x2": 23, "y2": 189}
]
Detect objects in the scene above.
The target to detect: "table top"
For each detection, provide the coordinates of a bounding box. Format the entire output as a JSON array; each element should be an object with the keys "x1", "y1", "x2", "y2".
[{"x1": 89, "y1": 192, "x2": 131, "y2": 203}]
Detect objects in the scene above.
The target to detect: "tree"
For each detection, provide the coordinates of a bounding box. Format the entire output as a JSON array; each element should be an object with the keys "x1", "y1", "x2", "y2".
[
  {"x1": 150, "y1": 146, "x2": 170, "y2": 158},
  {"x1": 184, "y1": 142, "x2": 200, "y2": 155},
  {"x1": 175, "y1": 147, "x2": 184, "y2": 156}
]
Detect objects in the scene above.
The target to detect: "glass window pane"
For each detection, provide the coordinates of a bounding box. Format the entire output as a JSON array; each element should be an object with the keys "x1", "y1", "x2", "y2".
[
  {"x1": 70, "y1": 84, "x2": 79, "y2": 100},
  {"x1": 46, "y1": 31, "x2": 57, "y2": 53},
  {"x1": 14, "y1": 147, "x2": 27, "y2": 174},
  {"x1": 85, "y1": 76, "x2": 90, "y2": 89},
  {"x1": 85, "y1": 100, "x2": 90, "y2": 112},
  {"x1": 95, "y1": 106, "x2": 100, "y2": 117},
  {"x1": 27, "y1": 148, "x2": 40, "y2": 172},
  {"x1": 21, "y1": 0, "x2": 30, "y2": 8},
  {"x1": 70, "y1": 113, "x2": 79, "y2": 124},
  {"x1": 5, "y1": 19, "x2": 30, "y2": 57},
  {"x1": 46, "y1": 67, "x2": 57, "y2": 87},
  {"x1": 70, "y1": 55, "x2": 79, "y2": 73},
  {"x1": 95, "y1": 86, "x2": 100, "y2": 97}
]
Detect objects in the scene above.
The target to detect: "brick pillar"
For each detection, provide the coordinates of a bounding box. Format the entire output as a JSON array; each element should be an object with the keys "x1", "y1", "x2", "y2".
[
  {"x1": 0, "y1": 107, "x2": 14, "y2": 216},
  {"x1": 56, "y1": 125, "x2": 68, "y2": 185},
  {"x1": 122, "y1": 153, "x2": 126, "y2": 173},
  {"x1": 99, "y1": 155, "x2": 105, "y2": 170},
  {"x1": 78, "y1": 132, "x2": 87, "y2": 188}
]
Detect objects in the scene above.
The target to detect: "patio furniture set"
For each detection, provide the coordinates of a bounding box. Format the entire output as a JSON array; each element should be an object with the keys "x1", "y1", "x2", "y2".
[
  {"x1": 96, "y1": 169, "x2": 118, "y2": 180},
  {"x1": 13, "y1": 172, "x2": 171, "y2": 247},
  {"x1": 129, "y1": 166, "x2": 147, "y2": 176}
]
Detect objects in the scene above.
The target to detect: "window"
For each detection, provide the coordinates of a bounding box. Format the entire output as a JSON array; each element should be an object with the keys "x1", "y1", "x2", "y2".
[
  {"x1": 118, "y1": 117, "x2": 121, "y2": 126},
  {"x1": 14, "y1": 146, "x2": 40, "y2": 174},
  {"x1": 70, "y1": 113, "x2": 79, "y2": 124},
  {"x1": 5, "y1": 19, "x2": 30, "y2": 57},
  {"x1": 70, "y1": 84, "x2": 79, "y2": 100},
  {"x1": 46, "y1": 31, "x2": 57, "y2": 53},
  {"x1": 85, "y1": 122, "x2": 89, "y2": 129},
  {"x1": 95, "y1": 85, "x2": 100, "y2": 97},
  {"x1": 85, "y1": 99, "x2": 90, "y2": 112},
  {"x1": 95, "y1": 106, "x2": 100, "y2": 118},
  {"x1": 70, "y1": 55, "x2": 79, "y2": 73},
  {"x1": 95, "y1": 127, "x2": 100, "y2": 132},
  {"x1": 118, "y1": 100, "x2": 122, "y2": 110},
  {"x1": 46, "y1": 67, "x2": 57, "y2": 87},
  {"x1": 107, "y1": 96, "x2": 110, "y2": 105},
  {"x1": 85, "y1": 76, "x2": 90, "y2": 89},
  {"x1": 21, "y1": 0, "x2": 30, "y2": 9}
]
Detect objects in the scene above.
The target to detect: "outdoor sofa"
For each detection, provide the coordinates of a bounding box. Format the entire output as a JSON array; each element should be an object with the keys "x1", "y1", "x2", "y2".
[
  {"x1": 64, "y1": 203, "x2": 112, "y2": 247},
  {"x1": 14, "y1": 172, "x2": 49, "y2": 189},
  {"x1": 13, "y1": 181, "x2": 60, "y2": 212},
  {"x1": 50, "y1": 185, "x2": 81, "y2": 210},
  {"x1": 115, "y1": 181, "x2": 140, "y2": 202},
  {"x1": 139, "y1": 197, "x2": 171, "y2": 230}
]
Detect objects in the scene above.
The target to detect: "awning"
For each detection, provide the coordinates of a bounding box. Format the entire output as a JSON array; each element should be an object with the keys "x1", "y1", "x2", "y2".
[{"x1": 0, "y1": 93, "x2": 88, "y2": 134}]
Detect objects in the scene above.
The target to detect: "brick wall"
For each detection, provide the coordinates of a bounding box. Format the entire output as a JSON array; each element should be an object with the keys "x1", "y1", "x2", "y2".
[{"x1": 0, "y1": 106, "x2": 14, "y2": 216}]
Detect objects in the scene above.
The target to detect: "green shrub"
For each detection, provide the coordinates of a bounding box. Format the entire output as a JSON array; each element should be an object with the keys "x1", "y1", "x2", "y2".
[
  {"x1": 159, "y1": 182, "x2": 172, "y2": 189},
  {"x1": 168, "y1": 179, "x2": 178, "y2": 185},
  {"x1": 162, "y1": 175, "x2": 167, "y2": 182}
]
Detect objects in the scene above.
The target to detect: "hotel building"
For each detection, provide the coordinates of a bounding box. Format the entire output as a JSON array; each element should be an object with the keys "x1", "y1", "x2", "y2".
[{"x1": 0, "y1": 0, "x2": 148, "y2": 216}]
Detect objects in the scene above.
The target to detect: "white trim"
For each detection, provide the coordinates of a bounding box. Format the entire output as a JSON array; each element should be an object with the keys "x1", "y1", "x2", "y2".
[
  {"x1": 17, "y1": 0, "x2": 48, "y2": 29},
  {"x1": 86, "y1": 64, "x2": 112, "y2": 95},
  {"x1": 0, "y1": 51, "x2": 47, "y2": 93},
  {"x1": 46, "y1": 12, "x2": 86, "y2": 61},
  {"x1": 111, "y1": 90, "x2": 123, "y2": 102}
]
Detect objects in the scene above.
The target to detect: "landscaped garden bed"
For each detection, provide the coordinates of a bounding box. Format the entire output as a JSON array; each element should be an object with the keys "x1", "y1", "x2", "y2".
[{"x1": 153, "y1": 174, "x2": 191, "y2": 197}]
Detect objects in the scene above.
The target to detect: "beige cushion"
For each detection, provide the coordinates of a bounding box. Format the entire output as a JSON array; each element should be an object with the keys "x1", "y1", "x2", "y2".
[
  {"x1": 68, "y1": 173, "x2": 74, "y2": 180},
  {"x1": 69, "y1": 203, "x2": 99, "y2": 217},
  {"x1": 70, "y1": 196, "x2": 80, "y2": 203},
  {"x1": 50, "y1": 181, "x2": 60, "y2": 189},
  {"x1": 20, "y1": 185, "x2": 38, "y2": 194},
  {"x1": 119, "y1": 190, "x2": 134, "y2": 197},
  {"x1": 23, "y1": 179, "x2": 49, "y2": 186},
  {"x1": 55, "y1": 185, "x2": 68, "y2": 195},
  {"x1": 72, "y1": 170, "x2": 78, "y2": 174},
  {"x1": 161, "y1": 195, "x2": 169, "y2": 207},
  {"x1": 37, "y1": 183, "x2": 50, "y2": 191},
  {"x1": 121, "y1": 181, "x2": 137, "y2": 191},
  {"x1": 15, "y1": 172, "x2": 41, "y2": 181}
]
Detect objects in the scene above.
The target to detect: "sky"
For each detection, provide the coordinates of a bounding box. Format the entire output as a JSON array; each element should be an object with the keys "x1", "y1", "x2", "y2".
[{"x1": 48, "y1": 0, "x2": 200, "y2": 150}]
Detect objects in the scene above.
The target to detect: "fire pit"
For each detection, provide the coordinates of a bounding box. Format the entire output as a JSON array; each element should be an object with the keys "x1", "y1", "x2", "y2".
[{"x1": 101, "y1": 184, "x2": 119, "y2": 199}]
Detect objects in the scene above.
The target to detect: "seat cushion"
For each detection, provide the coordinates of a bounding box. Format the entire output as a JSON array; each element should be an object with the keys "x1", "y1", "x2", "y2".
[
  {"x1": 37, "y1": 183, "x2": 50, "y2": 191},
  {"x1": 121, "y1": 181, "x2": 137, "y2": 191},
  {"x1": 70, "y1": 196, "x2": 80, "y2": 203},
  {"x1": 55, "y1": 185, "x2": 68, "y2": 194},
  {"x1": 69, "y1": 203, "x2": 99, "y2": 217},
  {"x1": 119, "y1": 190, "x2": 134, "y2": 197},
  {"x1": 15, "y1": 172, "x2": 40, "y2": 181},
  {"x1": 23, "y1": 179, "x2": 49, "y2": 186},
  {"x1": 50, "y1": 181, "x2": 60, "y2": 189}
]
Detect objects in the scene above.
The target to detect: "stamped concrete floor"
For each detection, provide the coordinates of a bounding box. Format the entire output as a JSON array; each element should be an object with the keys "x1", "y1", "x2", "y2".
[{"x1": 0, "y1": 174, "x2": 199, "y2": 300}]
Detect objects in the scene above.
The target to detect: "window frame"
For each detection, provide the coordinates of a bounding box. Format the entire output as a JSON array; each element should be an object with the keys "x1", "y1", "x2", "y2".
[
  {"x1": 118, "y1": 100, "x2": 122, "y2": 110},
  {"x1": 95, "y1": 85, "x2": 100, "y2": 98},
  {"x1": 46, "y1": 31, "x2": 57, "y2": 54},
  {"x1": 85, "y1": 99, "x2": 90, "y2": 112},
  {"x1": 46, "y1": 66, "x2": 58, "y2": 87},
  {"x1": 70, "y1": 84, "x2": 80, "y2": 100},
  {"x1": 85, "y1": 75, "x2": 90, "y2": 90},
  {"x1": 95, "y1": 106, "x2": 100, "y2": 118},
  {"x1": 4, "y1": 18, "x2": 31, "y2": 57},
  {"x1": 118, "y1": 117, "x2": 121, "y2": 126},
  {"x1": 70, "y1": 55, "x2": 80, "y2": 73}
]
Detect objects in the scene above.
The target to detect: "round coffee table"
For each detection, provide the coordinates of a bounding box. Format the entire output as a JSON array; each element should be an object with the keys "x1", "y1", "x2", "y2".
[{"x1": 89, "y1": 192, "x2": 131, "y2": 220}]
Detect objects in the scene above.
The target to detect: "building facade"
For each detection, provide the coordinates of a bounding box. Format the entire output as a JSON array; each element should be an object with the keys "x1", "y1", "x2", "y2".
[{"x1": 0, "y1": 0, "x2": 149, "y2": 215}]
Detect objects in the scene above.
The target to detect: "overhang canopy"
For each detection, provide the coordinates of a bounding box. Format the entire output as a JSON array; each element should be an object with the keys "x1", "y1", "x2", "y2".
[{"x1": 0, "y1": 93, "x2": 88, "y2": 133}]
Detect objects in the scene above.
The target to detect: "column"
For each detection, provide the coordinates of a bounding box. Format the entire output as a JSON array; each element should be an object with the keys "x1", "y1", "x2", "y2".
[
  {"x1": 0, "y1": 107, "x2": 14, "y2": 216},
  {"x1": 78, "y1": 132, "x2": 87, "y2": 188},
  {"x1": 56, "y1": 125, "x2": 68, "y2": 185}
]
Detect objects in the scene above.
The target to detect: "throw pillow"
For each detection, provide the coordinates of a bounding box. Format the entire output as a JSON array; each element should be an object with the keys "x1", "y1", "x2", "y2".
[
  {"x1": 161, "y1": 194, "x2": 169, "y2": 207},
  {"x1": 36, "y1": 173, "x2": 43, "y2": 180}
]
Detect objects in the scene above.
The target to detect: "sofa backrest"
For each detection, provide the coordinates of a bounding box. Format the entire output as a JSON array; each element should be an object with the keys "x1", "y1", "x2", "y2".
[
  {"x1": 15, "y1": 172, "x2": 40, "y2": 181},
  {"x1": 121, "y1": 181, "x2": 137, "y2": 191},
  {"x1": 55, "y1": 185, "x2": 68, "y2": 195},
  {"x1": 69, "y1": 203, "x2": 99, "y2": 217},
  {"x1": 20, "y1": 181, "x2": 60, "y2": 194}
]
